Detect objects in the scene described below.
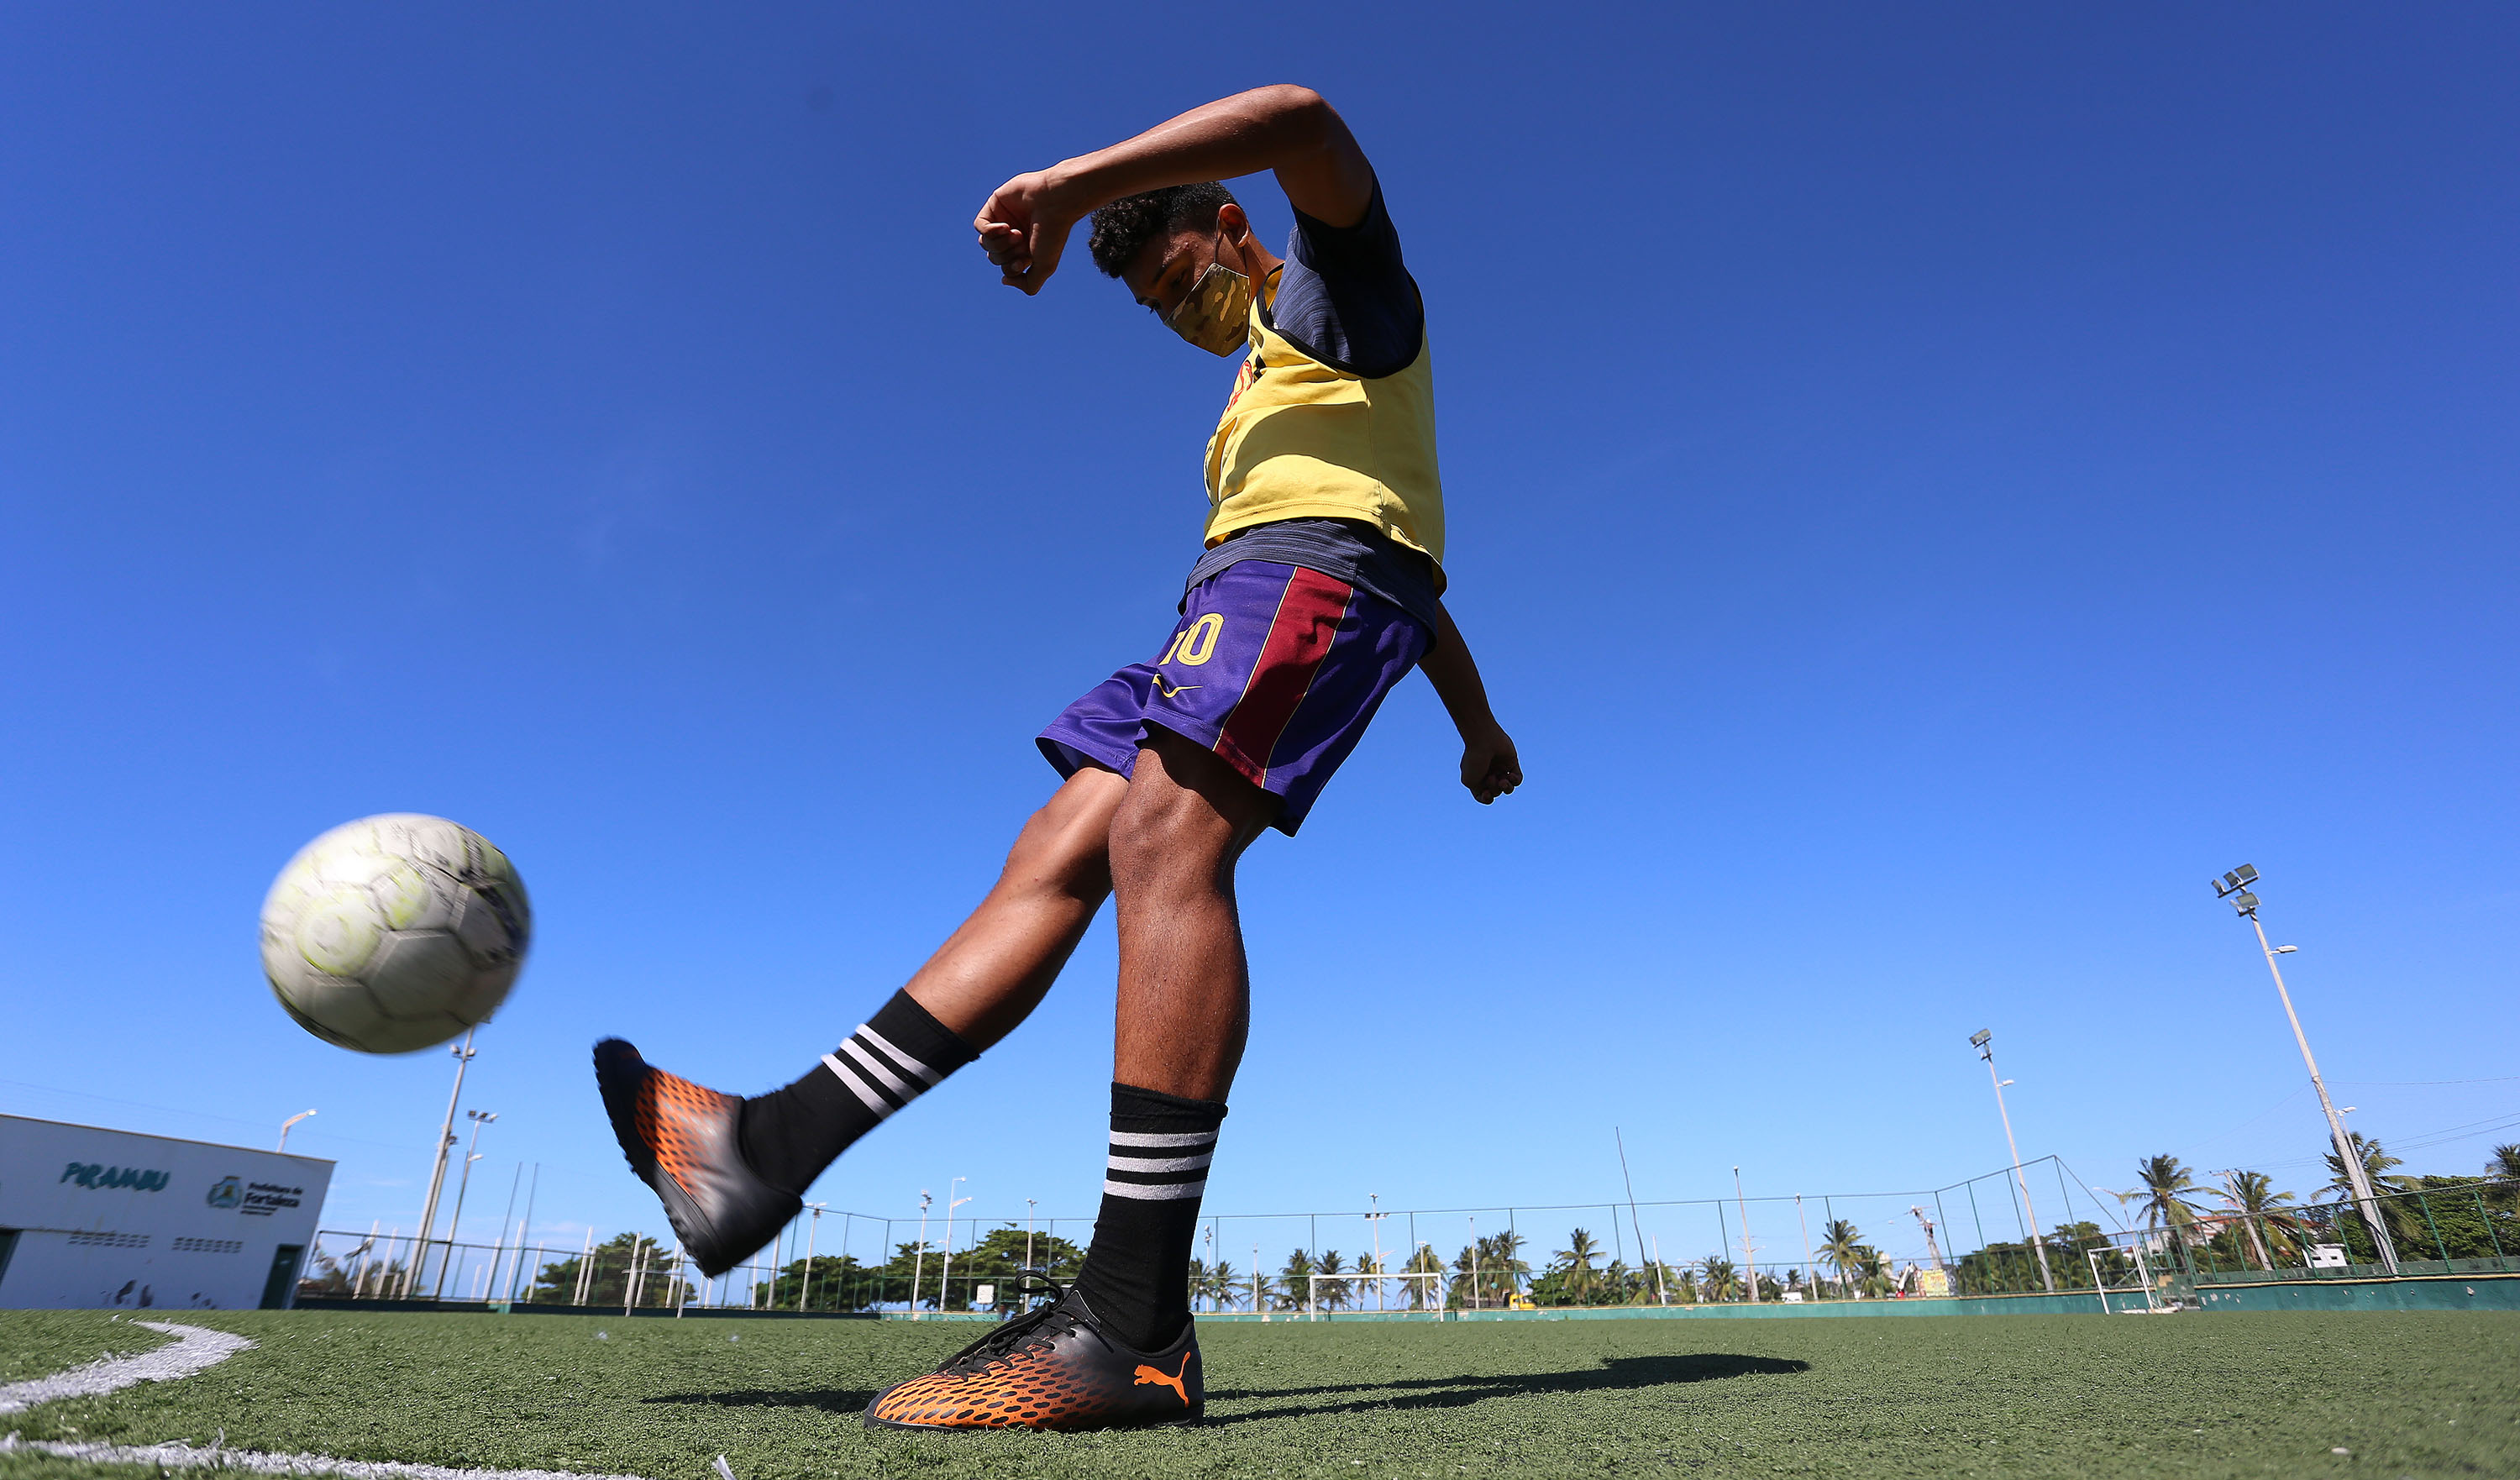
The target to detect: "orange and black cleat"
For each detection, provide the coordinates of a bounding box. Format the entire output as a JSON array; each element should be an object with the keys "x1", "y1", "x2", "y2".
[
  {"x1": 592, "y1": 1038, "x2": 799, "y2": 1278},
  {"x1": 864, "y1": 1278, "x2": 1203, "y2": 1432}
]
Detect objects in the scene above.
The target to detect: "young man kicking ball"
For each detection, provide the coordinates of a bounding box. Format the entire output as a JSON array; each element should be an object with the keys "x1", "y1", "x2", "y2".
[{"x1": 593, "y1": 84, "x2": 1517, "y2": 1432}]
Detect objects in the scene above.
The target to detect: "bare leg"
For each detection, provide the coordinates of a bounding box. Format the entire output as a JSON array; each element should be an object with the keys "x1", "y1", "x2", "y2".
[
  {"x1": 1105, "y1": 728, "x2": 1278, "y2": 1100},
  {"x1": 903, "y1": 766, "x2": 1127, "y2": 1050}
]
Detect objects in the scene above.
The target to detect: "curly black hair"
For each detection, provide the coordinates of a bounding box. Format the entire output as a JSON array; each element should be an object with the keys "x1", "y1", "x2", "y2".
[{"x1": 1087, "y1": 182, "x2": 1239, "y2": 278}]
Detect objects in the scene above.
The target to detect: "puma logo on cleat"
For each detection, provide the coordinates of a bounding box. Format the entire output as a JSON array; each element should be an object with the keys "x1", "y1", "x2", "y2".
[{"x1": 1131, "y1": 1356, "x2": 1190, "y2": 1405}]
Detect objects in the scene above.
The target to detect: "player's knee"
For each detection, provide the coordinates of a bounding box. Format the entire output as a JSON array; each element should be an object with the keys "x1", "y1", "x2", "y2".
[
  {"x1": 1004, "y1": 804, "x2": 1112, "y2": 900},
  {"x1": 1109, "y1": 790, "x2": 1239, "y2": 896},
  {"x1": 1000, "y1": 769, "x2": 1123, "y2": 900}
]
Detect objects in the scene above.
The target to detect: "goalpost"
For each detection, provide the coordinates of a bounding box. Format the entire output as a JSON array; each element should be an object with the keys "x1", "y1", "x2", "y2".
[
  {"x1": 1304, "y1": 1271, "x2": 1446, "y2": 1320},
  {"x1": 2087, "y1": 1237, "x2": 2166, "y2": 1315}
]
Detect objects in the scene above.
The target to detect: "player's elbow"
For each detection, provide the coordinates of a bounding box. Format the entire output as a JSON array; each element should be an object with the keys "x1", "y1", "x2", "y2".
[{"x1": 1252, "y1": 84, "x2": 1337, "y2": 141}]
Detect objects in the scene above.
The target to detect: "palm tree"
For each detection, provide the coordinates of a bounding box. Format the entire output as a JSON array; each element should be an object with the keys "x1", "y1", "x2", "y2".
[
  {"x1": 1486, "y1": 1230, "x2": 1530, "y2": 1305},
  {"x1": 1852, "y1": 1246, "x2": 1891, "y2": 1299},
  {"x1": 1276, "y1": 1249, "x2": 1314, "y2": 1312},
  {"x1": 1551, "y1": 1229, "x2": 1604, "y2": 1304},
  {"x1": 1315, "y1": 1250, "x2": 1351, "y2": 1311},
  {"x1": 2323, "y1": 1132, "x2": 2412, "y2": 1197},
  {"x1": 2217, "y1": 1171, "x2": 2302, "y2": 1270},
  {"x1": 1353, "y1": 1248, "x2": 1388, "y2": 1310},
  {"x1": 1207, "y1": 1260, "x2": 1239, "y2": 1312},
  {"x1": 1815, "y1": 1219, "x2": 1865, "y2": 1299},
  {"x1": 2487, "y1": 1146, "x2": 2520, "y2": 1214},
  {"x1": 1698, "y1": 1255, "x2": 1740, "y2": 1302},
  {"x1": 1184, "y1": 1257, "x2": 1210, "y2": 1312},
  {"x1": 1402, "y1": 1242, "x2": 1445, "y2": 1310},
  {"x1": 1452, "y1": 1233, "x2": 1528, "y2": 1309},
  {"x1": 2113, "y1": 1154, "x2": 2210, "y2": 1242}
]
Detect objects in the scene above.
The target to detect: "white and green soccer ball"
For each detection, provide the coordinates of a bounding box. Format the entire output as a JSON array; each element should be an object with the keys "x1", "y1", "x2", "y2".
[{"x1": 260, "y1": 814, "x2": 532, "y2": 1053}]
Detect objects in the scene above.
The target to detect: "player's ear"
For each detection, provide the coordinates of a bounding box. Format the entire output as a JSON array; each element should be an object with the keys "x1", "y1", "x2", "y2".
[{"x1": 1215, "y1": 202, "x2": 1250, "y2": 243}]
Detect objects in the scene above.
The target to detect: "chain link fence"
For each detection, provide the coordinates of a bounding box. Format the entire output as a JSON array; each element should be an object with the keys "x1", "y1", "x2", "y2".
[{"x1": 303, "y1": 1155, "x2": 2265, "y2": 1316}]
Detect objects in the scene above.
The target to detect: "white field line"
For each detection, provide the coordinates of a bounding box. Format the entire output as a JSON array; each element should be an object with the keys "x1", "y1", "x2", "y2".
[
  {"x1": 0, "y1": 1320, "x2": 659, "y2": 1480},
  {"x1": 0, "y1": 1322, "x2": 255, "y2": 1414},
  {"x1": 3, "y1": 1436, "x2": 651, "y2": 1480}
]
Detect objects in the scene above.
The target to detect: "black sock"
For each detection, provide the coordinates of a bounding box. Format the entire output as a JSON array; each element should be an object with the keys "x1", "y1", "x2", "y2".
[
  {"x1": 1072, "y1": 1081, "x2": 1226, "y2": 1351},
  {"x1": 736, "y1": 990, "x2": 977, "y2": 1194}
]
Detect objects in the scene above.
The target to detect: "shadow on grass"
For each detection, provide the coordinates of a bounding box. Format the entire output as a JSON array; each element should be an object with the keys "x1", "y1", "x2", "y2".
[
  {"x1": 1210, "y1": 1353, "x2": 1810, "y2": 1425},
  {"x1": 637, "y1": 1354, "x2": 1809, "y2": 1424},
  {"x1": 643, "y1": 1388, "x2": 880, "y2": 1412}
]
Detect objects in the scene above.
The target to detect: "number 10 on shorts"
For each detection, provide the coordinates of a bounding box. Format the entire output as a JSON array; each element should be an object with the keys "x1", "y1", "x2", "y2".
[{"x1": 1160, "y1": 613, "x2": 1223, "y2": 667}]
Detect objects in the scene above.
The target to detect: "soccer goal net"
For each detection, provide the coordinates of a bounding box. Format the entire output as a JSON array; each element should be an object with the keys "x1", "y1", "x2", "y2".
[
  {"x1": 1302, "y1": 1271, "x2": 1446, "y2": 1319},
  {"x1": 2087, "y1": 1238, "x2": 2169, "y2": 1315}
]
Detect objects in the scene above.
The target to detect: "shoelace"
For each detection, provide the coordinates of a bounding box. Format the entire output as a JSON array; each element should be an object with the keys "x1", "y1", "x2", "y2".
[{"x1": 934, "y1": 1273, "x2": 1084, "y2": 1376}]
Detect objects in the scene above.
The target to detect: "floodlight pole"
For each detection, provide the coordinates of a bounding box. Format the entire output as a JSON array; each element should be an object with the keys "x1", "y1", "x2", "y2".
[
  {"x1": 404, "y1": 1026, "x2": 477, "y2": 1297},
  {"x1": 277, "y1": 1110, "x2": 317, "y2": 1152},
  {"x1": 909, "y1": 1190, "x2": 932, "y2": 1320},
  {"x1": 1794, "y1": 1194, "x2": 1814, "y2": 1294},
  {"x1": 2216, "y1": 869, "x2": 2399, "y2": 1273},
  {"x1": 799, "y1": 1204, "x2": 825, "y2": 1311},
  {"x1": 1972, "y1": 1031, "x2": 2055, "y2": 1292},
  {"x1": 937, "y1": 1179, "x2": 971, "y2": 1314},
  {"x1": 1614, "y1": 1131, "x2": 1662, "y2": 1303},
  {"x1": 1733, "y1": 1167, "x2": 1757, "y2": 1302},
  {"x1": 433, "y1": 1109, "x2": 496, "y2": 1299}
]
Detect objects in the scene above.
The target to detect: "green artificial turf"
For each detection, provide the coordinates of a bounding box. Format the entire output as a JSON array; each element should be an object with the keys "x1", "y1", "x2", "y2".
[
  {"x1": 0, "y1": 1315, "x2": 171, "y2": 1385},
  {"x1": 1, "y1": 1309, "x2": 2513, "y2": 1479}
]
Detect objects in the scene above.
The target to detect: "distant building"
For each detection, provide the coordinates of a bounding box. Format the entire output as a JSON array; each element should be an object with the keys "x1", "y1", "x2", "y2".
[{"x1": 0, "y1": 1115, "x2": 333, "y2": 1309}]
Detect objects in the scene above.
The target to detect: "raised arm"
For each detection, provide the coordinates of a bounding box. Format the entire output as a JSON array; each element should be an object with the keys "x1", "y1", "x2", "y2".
[
  {"x1": 1420, "y1": 601, "x2": 1522, "y2": 806},
  {"x1": 975, "y1": 86, "x2": 1376, "y2": 295}
]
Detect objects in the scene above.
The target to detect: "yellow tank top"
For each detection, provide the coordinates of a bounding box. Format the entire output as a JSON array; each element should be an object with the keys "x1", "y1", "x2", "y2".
[{"x1": 1200, "y1": 268, "x2": 1444, "y2": 564}]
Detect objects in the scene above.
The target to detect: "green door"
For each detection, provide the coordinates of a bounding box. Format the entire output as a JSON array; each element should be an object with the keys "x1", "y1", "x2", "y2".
[{"x1": 260, "y1": 1244, "x2": 304, "y2": 1309}]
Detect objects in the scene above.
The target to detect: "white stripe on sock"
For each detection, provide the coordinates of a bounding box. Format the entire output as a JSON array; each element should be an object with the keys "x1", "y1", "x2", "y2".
[
  {"x1": 855, "y1": 1024, "x2": 943, "y2": 1086},
  {"x1": 1106, "y1": 1152, "x2": 1214, "y2": 1173},
  {"x1": 1103, "y1": 1178, "x2": 1207, "y2": 1200},
  {"x1": 838, "y1": 1037, "x2": 917, "y2": 1100},
  {"x1": 1106, "y1": 1131, "x2": 1216, "y2": 1148},
  {"x1": 821, "y1": 1053, "x2": 896, "y2": 1119}
]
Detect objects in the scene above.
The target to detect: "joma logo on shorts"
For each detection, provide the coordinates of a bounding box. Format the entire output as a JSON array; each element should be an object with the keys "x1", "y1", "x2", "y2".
[{"x1": 60, "y1": 1162, "x2": 170, "y2": 1192}]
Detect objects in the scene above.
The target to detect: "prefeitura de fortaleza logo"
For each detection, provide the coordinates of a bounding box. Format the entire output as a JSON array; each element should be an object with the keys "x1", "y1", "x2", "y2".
[{"x1": 206, "y1": 1176, "x2": 244, "y2": 1210}]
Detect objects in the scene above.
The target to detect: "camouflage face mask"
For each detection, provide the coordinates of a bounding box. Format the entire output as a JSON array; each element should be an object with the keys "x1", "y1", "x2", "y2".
[{"x1": 1164, "y1": 260, "x2": 1252, "y2": 356}]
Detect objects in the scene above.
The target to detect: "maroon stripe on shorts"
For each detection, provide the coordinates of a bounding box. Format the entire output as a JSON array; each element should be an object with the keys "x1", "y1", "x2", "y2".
[{"x1": 1212, "y1": 567, "x2": 1354, "y2": 788}]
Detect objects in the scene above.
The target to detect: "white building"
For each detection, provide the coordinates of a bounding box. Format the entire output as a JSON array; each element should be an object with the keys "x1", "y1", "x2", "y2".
[{"x1": 0, "y1": 1115, "x2": 333, "y2": 1310}]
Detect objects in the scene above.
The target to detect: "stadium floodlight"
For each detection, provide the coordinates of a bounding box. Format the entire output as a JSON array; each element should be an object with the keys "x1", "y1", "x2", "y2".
[
  {"x1": 909, "y1": 1190, "x2": 932, "y2": 1320},
  {"x1": 403, "y1": 1026, "x2": 480, "y2": 1298},
  {"x1": 937, "y1": 1178, "x2": 972, "y2": 1317},
  {"x1": 2213, "y1": 865, "x2": 2400, "y2": 1273},
  {"x1": 433, "y1": 1109, "x2": 497, "y2": 1299},
  {"x1": 797, "y1": 1203, "x2": 827, "y2": 1312},
  {"x1": 1733, "y1": 1166, "x2": 1760, "y2": 1302},
  {"x1": 276, "y1": 1109, "x2": 317, "y2": 1152},
  {"x1": 1970, "y1": 1030, "x2": 2056, "y2": 1293}
]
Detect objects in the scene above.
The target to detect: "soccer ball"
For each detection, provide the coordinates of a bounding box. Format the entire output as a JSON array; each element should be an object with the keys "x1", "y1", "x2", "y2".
[{"x1": 260, "y1": 814, "x2": 532, "y2": 1054}]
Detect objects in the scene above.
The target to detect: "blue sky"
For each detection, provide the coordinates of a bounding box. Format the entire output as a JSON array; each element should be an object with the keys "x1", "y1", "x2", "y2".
[{"x1": 4, "y1": 4, "x2": 2514, "y2": 1277}]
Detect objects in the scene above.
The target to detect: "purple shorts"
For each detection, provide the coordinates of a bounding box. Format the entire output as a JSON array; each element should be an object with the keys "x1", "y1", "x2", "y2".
[{"x1": 1039, "y1": 561, "x2": 1431, "y2": 835}]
